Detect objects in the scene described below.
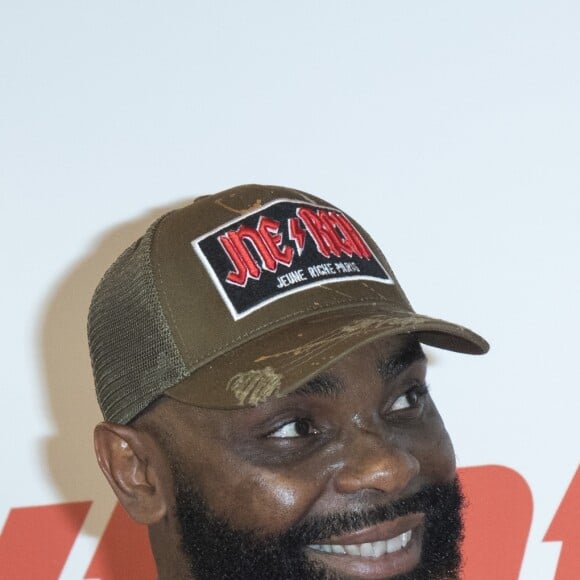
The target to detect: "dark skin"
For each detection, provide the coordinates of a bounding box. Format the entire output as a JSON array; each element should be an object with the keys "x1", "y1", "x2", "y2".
[{"x1": 94, "y1": 335, "x2": 457, "y2": 579}]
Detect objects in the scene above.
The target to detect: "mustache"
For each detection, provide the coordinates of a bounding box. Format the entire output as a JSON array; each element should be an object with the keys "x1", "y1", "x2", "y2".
[{"x1": 281, "y1": 479, "x2": 463, "y2": 546}]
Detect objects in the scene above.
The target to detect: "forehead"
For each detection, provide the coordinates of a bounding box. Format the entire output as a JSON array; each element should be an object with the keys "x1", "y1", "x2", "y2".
[
  {"x1": 149, "y1": 335, "x2": 427, "y2": 428},
  {"x1": 290, "y1": 335, "x2": 425, "y2": 396},
  {"x1": 329, "y1": 335, "x2": 425, "y2": 377}
]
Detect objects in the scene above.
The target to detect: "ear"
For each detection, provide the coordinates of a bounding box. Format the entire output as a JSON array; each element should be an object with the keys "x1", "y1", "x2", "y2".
[{"x1": 94, "y1": 422, "x2": 169, "y2": 525}]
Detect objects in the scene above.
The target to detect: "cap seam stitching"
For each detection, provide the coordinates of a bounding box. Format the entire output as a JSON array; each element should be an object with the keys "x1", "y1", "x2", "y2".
[
  {"x1": 183, "y1": 297, "x2": 402, "y2": 367},
  {"x1": 149, "y1": 211, "x2": 191, "y2": 361}
]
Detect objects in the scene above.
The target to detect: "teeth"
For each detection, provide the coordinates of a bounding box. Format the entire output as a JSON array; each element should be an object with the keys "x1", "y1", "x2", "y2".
[
  {"x1": 309, "y1": 529, "x2": 412, "y2": 558},
  {"x1": 386, "y1": 534, "x2": 402, "y2": 553}
]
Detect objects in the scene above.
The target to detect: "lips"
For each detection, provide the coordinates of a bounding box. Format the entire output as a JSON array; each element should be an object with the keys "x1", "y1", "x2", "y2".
[{"x1": 306, "y1": 512, "x2": 424, "y2": 578}]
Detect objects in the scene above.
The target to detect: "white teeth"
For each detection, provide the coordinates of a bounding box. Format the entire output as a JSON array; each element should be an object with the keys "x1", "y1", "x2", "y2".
[
  {"x1": 386, "y1": 534, "x2": 403, "y2": 553},
  {"x1": 373, "y1": 540, "x2": 388, "y2": 556},
  {"x1": 309, "y1": 529, "x2": 413, "y2": 558}
]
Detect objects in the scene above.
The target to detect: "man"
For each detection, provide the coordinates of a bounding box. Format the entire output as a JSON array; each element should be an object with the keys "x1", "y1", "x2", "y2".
[{"x1": 88, "y1": 184, "x2": 488, "y2": 579}]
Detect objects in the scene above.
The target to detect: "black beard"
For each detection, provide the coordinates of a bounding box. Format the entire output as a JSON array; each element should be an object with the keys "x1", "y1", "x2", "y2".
[{"x1": 171, "y1": 464, "x2": 464, "y2": 580}]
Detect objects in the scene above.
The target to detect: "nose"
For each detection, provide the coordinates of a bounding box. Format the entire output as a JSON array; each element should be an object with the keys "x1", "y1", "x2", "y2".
[{"x1": 333, "y1": 430, "x2": 420, "y2": 496}]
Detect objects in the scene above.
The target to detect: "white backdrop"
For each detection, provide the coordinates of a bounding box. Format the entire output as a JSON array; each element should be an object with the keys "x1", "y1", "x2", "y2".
[{"x1": 1, "y1": 2, "x2": 578, "y2": 578}]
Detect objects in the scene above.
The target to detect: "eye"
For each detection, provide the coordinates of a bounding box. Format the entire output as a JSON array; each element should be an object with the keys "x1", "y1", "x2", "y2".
[
  {"x1": 268, "y1": 418, "x2": 319, "y2": 438},
  {"x1": 389, "y1": 384, "x2": 429, "y2": 413}
]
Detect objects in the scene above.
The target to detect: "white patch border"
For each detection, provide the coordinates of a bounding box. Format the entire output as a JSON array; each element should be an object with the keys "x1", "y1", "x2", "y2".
[{"x1": 191, "y1": 198, "x2": 393, "y2": 321}]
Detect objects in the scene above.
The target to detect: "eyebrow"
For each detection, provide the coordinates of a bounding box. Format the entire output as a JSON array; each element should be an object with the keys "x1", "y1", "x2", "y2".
[
  {"x1": 378, "y1": 340, "x2": 426, "y2": 380},
  {"x1": 293, "y1": 373, "x2": 344, "y2": 398},
  {"x1": 292, "y1": 340, "x2": 427, "y2": 399}
]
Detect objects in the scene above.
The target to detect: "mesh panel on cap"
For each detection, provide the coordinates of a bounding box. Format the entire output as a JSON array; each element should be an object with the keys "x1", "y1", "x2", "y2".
[{"x1": 88, "y1": 218, "x2": 189, "y2": 424}]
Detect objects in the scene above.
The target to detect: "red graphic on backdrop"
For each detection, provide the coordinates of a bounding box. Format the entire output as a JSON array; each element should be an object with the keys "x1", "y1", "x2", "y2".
[
  {"x1": 459, "y1": 465, "x2": 533, "y2": 580},
  {"x1": 0, "y1": 501, "x2": 90, "y2": 579},
  {"x1": 1, "y1": 465, "x2": 578, "y2": 579},
  {"x1": 85, "y1": 502, "x2": 156, "y2": 580},
  {"x1": 544, "y1": 465, "x2": 580, "y2": 580}
]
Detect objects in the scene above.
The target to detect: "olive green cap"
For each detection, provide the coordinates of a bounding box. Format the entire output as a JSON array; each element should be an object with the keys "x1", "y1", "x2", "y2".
[{"x1": 88, "y1": 184, "x2": 488, "y2": 424}]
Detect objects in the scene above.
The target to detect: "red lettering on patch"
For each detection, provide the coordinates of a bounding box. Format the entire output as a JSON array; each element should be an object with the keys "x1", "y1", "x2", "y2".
[
  {"x1": 194, "y1": 200, "x2": 391, "y2": 317},
  {"x1": 288, "y1": 216, "x2": 307, "y2": 255},
  {"x1": 297, "y1": 207, "x2": 372, "y2": 260},
  {"x1": 219, "y1": 228, "x2": 264, "y2": 286},
  {"x1": 219, "y1": 209, "x2": 373, "y2": 287},
  {"x1": 257, "y1": 217, "x2": 294, "y2": 267},
  {"x1": 219, "y1": 218, "x2": 294, "y2": 287},
  {"x1": 331, "y1": 212, "x2": 372, "y2": 259}
]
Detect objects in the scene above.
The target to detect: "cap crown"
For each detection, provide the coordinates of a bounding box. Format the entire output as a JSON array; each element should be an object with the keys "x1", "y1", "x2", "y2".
[{"x1": 88, "y1": 184, "x2": 487, "y2": 423}]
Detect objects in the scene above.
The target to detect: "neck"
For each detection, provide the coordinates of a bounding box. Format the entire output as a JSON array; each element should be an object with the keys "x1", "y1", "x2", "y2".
[{"x1": 149, "y1": 522, "x2": 194, "y2": 580}]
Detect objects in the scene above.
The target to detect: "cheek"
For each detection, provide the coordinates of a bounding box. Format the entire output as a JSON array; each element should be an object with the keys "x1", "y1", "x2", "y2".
[
  {"x1": 195, "y1": 455, "x2": 325, "y2": 533},
  {"x1": 414, "y1": 410, "x2": 456, "y2": 480}
]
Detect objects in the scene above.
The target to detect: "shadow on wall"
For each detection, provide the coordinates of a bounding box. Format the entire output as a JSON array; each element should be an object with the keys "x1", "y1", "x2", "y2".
[{"x1": 40, "y1": 197, "x2": 191, "y2": 539}]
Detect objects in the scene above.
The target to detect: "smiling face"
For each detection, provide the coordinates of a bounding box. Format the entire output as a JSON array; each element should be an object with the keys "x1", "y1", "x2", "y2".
[{"x1": 128, "y1": 335, "x2": 461, "y2": 579}]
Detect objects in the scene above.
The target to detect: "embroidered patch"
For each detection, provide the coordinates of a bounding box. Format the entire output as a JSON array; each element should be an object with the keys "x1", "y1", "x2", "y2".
[{"x1": 193, "y1": 199, "x2": 392, "y2": 319}]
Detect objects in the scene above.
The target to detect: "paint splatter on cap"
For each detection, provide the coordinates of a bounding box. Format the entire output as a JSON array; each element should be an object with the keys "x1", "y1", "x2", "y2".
[{"x1": 88, "y1": 184, "x2": 488, "y2": 424}]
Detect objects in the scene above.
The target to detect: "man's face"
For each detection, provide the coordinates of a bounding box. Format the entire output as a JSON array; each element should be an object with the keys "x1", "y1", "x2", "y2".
[{"x1": 147, "y1": 335, "x2": 461, "y2": 579}]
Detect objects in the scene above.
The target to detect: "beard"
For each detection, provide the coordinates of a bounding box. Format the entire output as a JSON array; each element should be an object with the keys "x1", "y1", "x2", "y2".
[{"x1": 171, "y1": 462, "x2": 464, "y2": 580}]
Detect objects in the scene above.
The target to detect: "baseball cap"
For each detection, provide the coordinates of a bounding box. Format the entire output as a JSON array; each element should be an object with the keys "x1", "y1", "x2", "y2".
[{"x1": 88, "y1": 184, "x2": 488, "y2": 424}]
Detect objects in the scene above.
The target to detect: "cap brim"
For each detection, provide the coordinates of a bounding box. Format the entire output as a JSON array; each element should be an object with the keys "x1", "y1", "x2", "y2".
[{"x1": 166, "y1": 305, "x2": 488, "y2": 409}]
